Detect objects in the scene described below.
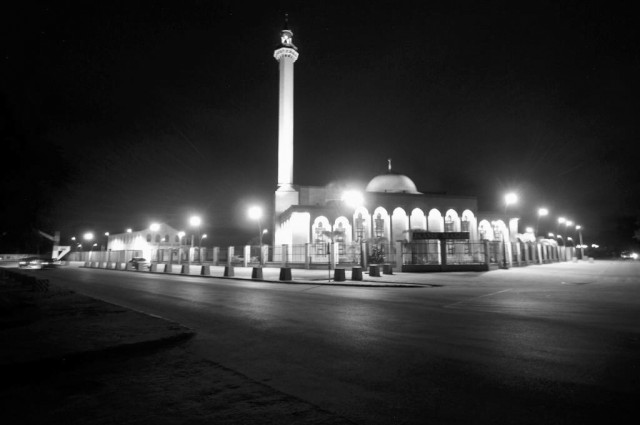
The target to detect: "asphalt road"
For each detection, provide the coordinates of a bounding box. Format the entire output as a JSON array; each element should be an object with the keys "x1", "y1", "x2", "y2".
[{"x1": 45, "y1": 261, "x2": 640, "y2": 424}]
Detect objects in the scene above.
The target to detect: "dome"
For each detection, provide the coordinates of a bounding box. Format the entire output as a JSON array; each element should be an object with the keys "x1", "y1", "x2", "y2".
[{"x1": 365, "y1": 172, "x2": 421, "y2": 194}]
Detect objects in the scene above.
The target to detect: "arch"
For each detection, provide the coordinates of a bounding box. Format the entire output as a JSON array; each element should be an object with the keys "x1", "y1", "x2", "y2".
[
  {"x1": 392, "y1": 207, "x2": 409, "y2": 242},
  {"x1": 334, "y1": 216, "x2": 352, "y2": 245},
  {"x1": 444, "y1": 209, "x2": 460, "y2": 232},
  {"x1": 312, "y1": 216, "x2": 331, "y2": 244},
  {"x1": 491, "y1": 220, "x2": 508, "y2": 241},
  {"x1": 427, "y1": 208, "x2": 443, "y2": 232},
  {"x1": 461, "y1": 210, "x2": 477, "y2": 240},
  {"x1": 353, "y1": 206, "x2": 371, "y2": 242},
  {"x1": 478, "y1": 220, "x2": 494, "y2": 240},
  {"x1": 410, "y1": 208, "x2": 426, "y2": 230},
  {"x1": 372, "y1": 207, "x2": 390, "y2": 241}
]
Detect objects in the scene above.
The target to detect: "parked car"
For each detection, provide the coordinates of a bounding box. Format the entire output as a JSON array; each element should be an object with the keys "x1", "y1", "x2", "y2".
[
  {"x1": 620, "y1": 251, "x2": 638, "y2": 260},
  {"x1": 128, "y1": 257, "x2": 150, "y2": 270},
  {"x1": 18, "y1": 256, "x2": 59, "y2": 270}
]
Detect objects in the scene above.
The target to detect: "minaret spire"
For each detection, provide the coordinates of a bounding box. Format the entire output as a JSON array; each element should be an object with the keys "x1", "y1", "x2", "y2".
[{"x1": 274, "y1": 16, "x2": 300, "y2": 217}]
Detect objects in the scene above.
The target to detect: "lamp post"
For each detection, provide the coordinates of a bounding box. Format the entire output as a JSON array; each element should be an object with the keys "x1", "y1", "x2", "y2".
[
  {"x1": 502, "y1": 193, "x2": 517, "y2": 269},
  {"x1": 536, "y1": 208, "x2": 548, "y2": 237},
  {"x1": 199, "y1": 234, "x2": 207, "y2": 249},
  {"x1": 189, "y1": 216, "x2": 201, "y2": 265},
  {"x1": 248, "y1": 206, "x2": 264, "y2": 265},
  {"x1": 576, "y1": 225, "x2": 584, "y2": 259},
  {"x1": 178, "y1": 231, "x2": 185, "y2": 264}
]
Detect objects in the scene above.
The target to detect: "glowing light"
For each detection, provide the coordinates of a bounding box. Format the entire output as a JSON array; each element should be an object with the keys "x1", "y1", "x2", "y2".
[
  {"x1": 150, "y1": 223, "x2": 160, "y2": 231},
  {"x1": 202, "y1": 234, "x2": 207, "y2": 239},
  {"x1": 104, "y1": 232, "x2": 109, "y2": 236},
  {"x1": 178, "y1": 231, "x2": 185, "y2": 238},
  {"x1": 341, "y1": 190, "x2": 364, "y2": 208},
  {"x1": 558, "y1": 217, "x2": 566, "y2": 224},
  {"x1": 525, "y1": 227, "x2": 533, "y2": 233},
  {"x1": 566, "y1": 221, "x2": 573, "y2": 227},
  {"x1": 504, "y1": 193, "x2": 518, "y2": 206},
  {"x1": 83, "y1": 232, "x2": 94, "y2": 241},
  {"x1": 548, "y1": 233, "x2": 554, "y2": 237},
  {"x1": 248, "y1": 206, "x2": 263, "y2": 221},
  {"x1": 189, "y1": 216, "x2": 202, "y2": 227},
  {"x1": 538, "y1": 208, "x2": 549, "y2": 216},
  {"x1": 126, "y1": 228, "x2": 132, "y2": 233},
  {"x1": 71, "y1": 236, "x2": 76, "y2": 241},
  {"x1": 576, "y1": 225, "x2": 582, "y2": 230}
]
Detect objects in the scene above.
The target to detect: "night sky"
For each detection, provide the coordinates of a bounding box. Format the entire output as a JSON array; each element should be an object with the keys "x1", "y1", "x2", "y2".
[{"x1": 2, "y1": 1, "x2": 639, "y2": 251}]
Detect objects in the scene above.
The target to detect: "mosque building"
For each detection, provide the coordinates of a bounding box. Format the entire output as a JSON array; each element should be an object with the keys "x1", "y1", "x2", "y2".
[{"x1": 269, "y1": 22, "x2": 546, "y2": 270}]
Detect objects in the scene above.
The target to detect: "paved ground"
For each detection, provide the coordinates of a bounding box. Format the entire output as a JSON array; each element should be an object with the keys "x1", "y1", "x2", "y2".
[
  {"x1": 1, "y1": 260, "x2": 639, "y2": 424},
  {"x1": 0, "y1": 268, "x2": 357, "y2": 424}
]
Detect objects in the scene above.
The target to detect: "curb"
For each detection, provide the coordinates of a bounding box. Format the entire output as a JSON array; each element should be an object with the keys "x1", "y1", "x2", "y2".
[
  {"x1": 1, "y1": 329, "x2": 195, "y2": 384},
  {"x1": 78, "y1": 266, "x2": 426, "y2": 287}
]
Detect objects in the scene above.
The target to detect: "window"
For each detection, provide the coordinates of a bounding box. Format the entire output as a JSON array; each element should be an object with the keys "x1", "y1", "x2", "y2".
[
  {"x1": 335, "y1": 222, "x2": 345, "y2": 255},
  {"x1": 175, "y1": 235, "x2": 180, "y2": 243},
  {"x1": 146, "y1": 234, "x2": 152, "y2": 242},
  {"x1": 355, "y1": 213, "x2": 365, "y2": 242},
  {"x1": 314, "y1": 222, "x2": 326, "y2": 254},
  {"x1": 374, "y1": 214, "x2": 384, "y2": 238},
  {"x1": 155, "y1": 234, "x2": 161, "y2": 243},
  {"x1": 445, "y1": 215, "x2": 454, "y2": 232}
]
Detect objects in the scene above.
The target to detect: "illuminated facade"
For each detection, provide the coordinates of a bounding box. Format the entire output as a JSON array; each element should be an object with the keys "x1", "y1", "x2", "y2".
[
  {"x1": 107, "y1": 223, "x2": 182, "y2": 261},
  {"x1": 270, "y1": 22, "x2": 563, "y2": 269},
  {"x1": 271, "y1": 24, "x2": 509, "y2": 267}
]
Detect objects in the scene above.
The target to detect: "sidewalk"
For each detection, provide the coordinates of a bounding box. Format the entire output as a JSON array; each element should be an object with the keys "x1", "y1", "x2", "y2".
[{"x1": 75, "y1": 261, "x2": 441, "y2": 287}]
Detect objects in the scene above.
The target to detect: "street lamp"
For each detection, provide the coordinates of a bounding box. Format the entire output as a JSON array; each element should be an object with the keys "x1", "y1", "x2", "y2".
[
  {"x1": 248, "y1": 206, "x2": 263, "y2": 245},
  {"x1": 248, "y1": 206, "x2": 264, "y2": 265},
  {"x1": 199, "y1": 234, "x2": 207, "y2": 249},
  {"x1": 189, "y1": 216, "x2": 201, "y2": 265},
  {"x1": 576, "y1": 225, "x2": 584, "y2": 259},
  {"x1": 150, "y1": 223, "x2": 160, "y2": 232},
  {"x1": 502, "y1": 193, "x2": 517, "y2": 269},
  {"x1": 536, "y1": 208, "x2": 548, "y2": 236}
]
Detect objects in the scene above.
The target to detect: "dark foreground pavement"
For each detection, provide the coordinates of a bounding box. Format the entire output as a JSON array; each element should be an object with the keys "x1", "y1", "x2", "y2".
[{"x1": 0, "y1": 270, "x2": 354, "y2": 424}]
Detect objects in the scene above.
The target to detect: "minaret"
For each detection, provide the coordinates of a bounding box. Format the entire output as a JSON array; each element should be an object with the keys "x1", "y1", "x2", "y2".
[{"x1": 274, "y1": 16, "x2": 299, "y2": 217}]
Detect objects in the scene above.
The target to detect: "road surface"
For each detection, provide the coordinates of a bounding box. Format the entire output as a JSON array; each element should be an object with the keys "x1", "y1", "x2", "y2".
[{"x1": 45, "y1": 260, "x2": 640, "y2": 424}]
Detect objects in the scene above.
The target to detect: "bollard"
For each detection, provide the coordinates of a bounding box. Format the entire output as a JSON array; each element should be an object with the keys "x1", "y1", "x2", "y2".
[
  {"x1": 252, "y1": 267, "x2": 263, "y2": 279},
  {"x1": 383, "y1": 264, "x2": 393, "y2": 275},
  {"x1": 589, "y1": 257, "x2": 594, "y2": 263},
  {"x1": 351, "y1": 267, "x2": 363, "y2": 281},
  {"x1": 165, "y1": 264, "x2": 173, "y2": 273},
  {"x1": 224, "y1": 266, "x2": 235, "y2": 277},
  {"x1": 150, "y1": 263, "x2": 158, "y2": 272},
  {"x1": 201, "y1": 265, "x2": 211, "y2": 276},
  {"x1": 279, "y1": 267, "x2": 292, "y2": 281},
  {"x1": 333, "y1": 268, "x2": 346, "y2": 282},
  {"x1": 181, "y1": 264, "x2": 189, "y2": 275},
  {"x1": 84, "y1": 261, "x2": 90, "y2": 268},
  {"x1": 126, "y1": 262, "x2": 135, "y2": 271},
  {"x1": 369, "y1": 265, "x2": 381, "y2": 277}
]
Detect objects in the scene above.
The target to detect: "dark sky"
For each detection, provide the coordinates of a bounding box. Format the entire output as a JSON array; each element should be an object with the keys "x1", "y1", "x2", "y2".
[{"x1": 2, "y1": 1, "x2": 639, "y2": 249}]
